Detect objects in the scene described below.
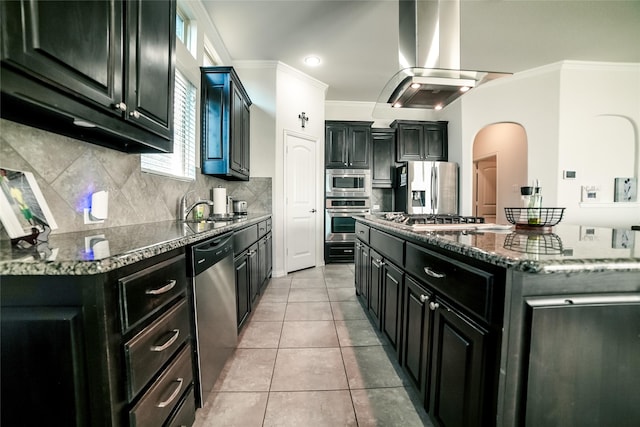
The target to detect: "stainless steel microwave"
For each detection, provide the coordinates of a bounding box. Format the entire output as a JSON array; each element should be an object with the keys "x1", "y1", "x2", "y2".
[{"x1": 325, "y1": 169, "x2": 371, "y2": 198}]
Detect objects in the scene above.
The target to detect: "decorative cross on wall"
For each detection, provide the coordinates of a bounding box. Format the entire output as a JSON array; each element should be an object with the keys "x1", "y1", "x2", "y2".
[{"x1": 298, "y1": 112, "x2": 309, "y2": 128}]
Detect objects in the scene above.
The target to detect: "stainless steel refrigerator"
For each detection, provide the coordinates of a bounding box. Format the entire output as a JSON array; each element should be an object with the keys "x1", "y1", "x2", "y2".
[{"x1": 395, "y1": 161, "x2": 458, "y2": 215}]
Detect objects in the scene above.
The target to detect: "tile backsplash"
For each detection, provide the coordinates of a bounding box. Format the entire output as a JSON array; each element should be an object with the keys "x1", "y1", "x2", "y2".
[{"x1": 0, "y1": 119, "x2": 271, "y2": 236}]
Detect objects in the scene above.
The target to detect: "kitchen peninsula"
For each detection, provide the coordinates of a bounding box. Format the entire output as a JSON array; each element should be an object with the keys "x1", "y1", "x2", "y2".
[
  {"x1": 354, "y1": 215, "x2": 639, "y2": 427},
  {"x1": 0, "y1": 214, "x2": 271, "y2": 427}
]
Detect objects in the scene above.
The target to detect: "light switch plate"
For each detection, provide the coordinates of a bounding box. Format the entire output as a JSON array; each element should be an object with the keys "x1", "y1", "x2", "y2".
[
  {"x1": 581, "y1": 186, "x2": 600, "y2": 202},
  {"x1": 563, "y1": 170, "x2": 577, "y2": 179}
]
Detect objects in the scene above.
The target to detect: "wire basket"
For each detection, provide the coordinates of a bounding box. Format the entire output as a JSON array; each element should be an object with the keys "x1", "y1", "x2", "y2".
[{"x1": 504, "y1": 207, "x2": 565, "y2": 228}]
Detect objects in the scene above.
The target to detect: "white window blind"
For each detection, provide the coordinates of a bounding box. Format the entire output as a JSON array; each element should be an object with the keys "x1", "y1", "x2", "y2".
[{"x1": 141, "y1": 69, "x2": 196, "y2": 180}]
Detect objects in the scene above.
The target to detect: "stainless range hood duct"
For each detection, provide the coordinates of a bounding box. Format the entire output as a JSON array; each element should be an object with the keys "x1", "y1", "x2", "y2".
[{"x1": 375, "y1": 0, "x2": 511, "y2": 112}]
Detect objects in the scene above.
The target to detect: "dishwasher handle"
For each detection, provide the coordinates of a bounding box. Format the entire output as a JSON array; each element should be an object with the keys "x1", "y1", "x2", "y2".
[{"x1": 192, "y1": 232, "x2": 233, "y2": 275}]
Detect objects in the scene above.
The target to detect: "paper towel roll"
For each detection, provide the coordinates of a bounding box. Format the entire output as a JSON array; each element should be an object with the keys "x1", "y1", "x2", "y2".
[{"x1": 212, "y1": 187, "x2": 227, "y2": 215}]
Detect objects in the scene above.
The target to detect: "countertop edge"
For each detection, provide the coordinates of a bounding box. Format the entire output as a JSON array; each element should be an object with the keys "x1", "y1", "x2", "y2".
[
  {"x1": 356, "y1": 217, "x2": 640, "y2": 274},
  {"x1": 0, "y1": 214, "x2": 271, "y2": 276}
]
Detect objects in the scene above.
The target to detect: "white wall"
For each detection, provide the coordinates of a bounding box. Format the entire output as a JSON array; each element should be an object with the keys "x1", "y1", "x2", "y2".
[
  {"x1": 235, "y1": 61, "x2": 328, "y2": 277},
  {"x1": 325, "y1": 101, "x2": 436, "y2": 128},
  {"x1": 452, "y1": 63, "x2": 562, "y2": 218},
  {"x1": 452, "y1": 60, "x2": 639, "y2": 227},
  {"x1": 556, "y1": 62, "x2": 640, "y2": 227},
  {"x1": 275, "y1": 63, "x2": 328, "y2": 276}
]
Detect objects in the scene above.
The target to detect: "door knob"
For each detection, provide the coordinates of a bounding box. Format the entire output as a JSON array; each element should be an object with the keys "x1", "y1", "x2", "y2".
[{"x1": 310, "y1": 209, "x2": 317, "y2": 213}]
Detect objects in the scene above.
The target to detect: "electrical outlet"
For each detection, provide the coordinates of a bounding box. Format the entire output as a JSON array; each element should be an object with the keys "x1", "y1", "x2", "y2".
[{"x1": 563, "y1": 170, "x2": 577, "y2": 179}]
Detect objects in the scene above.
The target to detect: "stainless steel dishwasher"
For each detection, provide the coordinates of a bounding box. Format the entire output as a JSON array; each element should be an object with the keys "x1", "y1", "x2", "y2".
[{"x1": 189, "y1": 232, "x2": 237, "y2": 407}]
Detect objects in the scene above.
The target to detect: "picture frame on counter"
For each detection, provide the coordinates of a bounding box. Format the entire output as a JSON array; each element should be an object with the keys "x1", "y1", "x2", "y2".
[
  {"x1": 614, "y1": 177, "x2": 637, "y2": 202},
  {"x1": 0, "y1": 168, "x2": 58, "y2": 240}
]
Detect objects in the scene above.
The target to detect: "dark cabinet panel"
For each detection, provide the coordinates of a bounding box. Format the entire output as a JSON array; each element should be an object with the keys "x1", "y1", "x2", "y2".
[
  {"x1": 392, "y1": 120, "x2": 448, "y2": 162},
  {"x1": 401, "y1": 275, "x2": 433, "y2": 403},
  {"x1": 355, "y1": 241, "x2": 370, "y2": 303},
  {"x1": 1, "y1": 0, "x2": 122, "y2": 112},
  {"x1": 382, "y1": 260, "x2": 403, "y2": 351},
  {"x1": 523, "y1": 296, "x2": 640, "y2": 427},
  {"x1": 1, "y1": 307, "x2": 88, "y2": 427},
  {"x1": 125, "y1": 0, "x2": 175, "y2": 139},
  {"x1": 201, "y1": 66, "x2": 251, "y2": 180},
  {"x1": 234, "y1": 253, "x2": 250, "y2": 330},
  {"x1": 371, "y1": 129, "x2": 397, "y2": 188},
  {"x1": 0, "y1": 0, "x2": 175, "y2": 153},
  {"x1": 249, "y1": 242, "x2": 259, "y2": 305},
  {"x1": 325, "y1": 121, "x2": 372, "y2": 168},
  {"x1": 369, "y1": 249, "x2": 383, "y2": 327},
  {"x1": 429, "y1": 299, "x2": 488, "y2": 427}
]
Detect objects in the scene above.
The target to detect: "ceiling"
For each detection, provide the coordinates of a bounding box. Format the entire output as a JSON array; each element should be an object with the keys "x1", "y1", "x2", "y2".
[{"x1": 201, "y1": 1, "x2": 640, "y2": 103}]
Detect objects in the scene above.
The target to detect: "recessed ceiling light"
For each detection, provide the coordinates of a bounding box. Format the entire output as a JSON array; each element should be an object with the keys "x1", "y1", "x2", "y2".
[
  {"x1": 393, "y1": 102, "x2": 402, "y2": 108},
  {"x1": 459, "y1": 86, "x2": 471, "y2": 92},
  {"x1": 304, "y1": 56, "x2": 321, "y2": 66},
  {"x1": 434, "y1": 105, "x2": 443, "y2": 111},
  {"x1": 410, "y1": 83, "x2": 421, "y2": 89}
]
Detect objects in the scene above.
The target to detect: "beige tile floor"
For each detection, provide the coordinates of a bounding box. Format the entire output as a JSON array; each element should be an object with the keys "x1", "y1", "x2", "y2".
[{"x1": 193, "y1": 264, "x2": 433, "y2": 427}]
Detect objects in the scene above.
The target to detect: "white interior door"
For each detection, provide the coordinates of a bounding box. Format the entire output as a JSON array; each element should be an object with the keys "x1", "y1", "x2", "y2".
[
  {"x1": 285, "y1": 131, "x2": 318, "y2": 273},
  {"x1": 475, "y1": 156, "x2": 497, "y2": 222}
]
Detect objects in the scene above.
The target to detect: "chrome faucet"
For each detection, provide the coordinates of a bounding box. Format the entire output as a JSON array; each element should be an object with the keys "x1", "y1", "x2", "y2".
[{"x1": 179, "y1": 190, "x2": 214, "y2": 222}]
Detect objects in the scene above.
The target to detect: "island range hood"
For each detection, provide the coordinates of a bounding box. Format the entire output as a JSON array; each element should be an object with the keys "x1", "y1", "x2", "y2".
[{"x1": 376, "y1": 0, "x2": 511, "y2": 111}]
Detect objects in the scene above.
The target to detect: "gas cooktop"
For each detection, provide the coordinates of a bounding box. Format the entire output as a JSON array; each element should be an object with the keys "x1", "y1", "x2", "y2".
[{"x1": 378, "y1": 212, "x2": 485, "y2": 226}]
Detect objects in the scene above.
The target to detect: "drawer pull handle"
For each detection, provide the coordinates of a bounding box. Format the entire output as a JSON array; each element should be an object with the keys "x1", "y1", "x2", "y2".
[
  {"x1": 146, "y1": 279, "x2": 177, "y2": 295},
  {"x1": 419, "y1": 294, "x2": 429, "y2": 303},
  {"x1": 424, "y1": 267, "x2": 445, "y2": 279},
  {"x1": 151, "y1": 329, "x2": 180, "y2": 352},
  {"x1": 156, "y1": 378, "x2": 184, "y2": 408}
]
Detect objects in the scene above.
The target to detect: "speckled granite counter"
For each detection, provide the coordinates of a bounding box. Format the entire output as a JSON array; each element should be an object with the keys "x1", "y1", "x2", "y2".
[
  {"x1": 0, "y1": 214, "x2": 271, "y2": 276},
  {"x1": 358, "y1": 215, "x2": 640, "y2": 274}
]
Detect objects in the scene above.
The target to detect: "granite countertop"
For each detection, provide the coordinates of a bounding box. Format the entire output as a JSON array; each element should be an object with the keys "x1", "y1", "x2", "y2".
[
  {"x1": 0, "y1": 214, "x2": 271, "y2": 276},
  {"x1": 358, "y1": 215, "x2": 640, "y2": 274}
]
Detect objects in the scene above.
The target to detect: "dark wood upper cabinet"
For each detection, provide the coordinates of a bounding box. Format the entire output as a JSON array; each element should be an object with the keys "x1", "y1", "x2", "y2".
[
  {"x1": 325, "y1": 121, "x2": 372, "y2": 169},
  {"x1": 0, "y1": 0, "x2": 176, "y2": 153},
  {"x1": 201, "y1": 66, "x2": 251, "y2": 180},
  {"x1": 392, "y1": 120, "x2": 448, "y2": 162},
  {"x1": 371, "y1": 128, "x2": 397, "y2": 188}
]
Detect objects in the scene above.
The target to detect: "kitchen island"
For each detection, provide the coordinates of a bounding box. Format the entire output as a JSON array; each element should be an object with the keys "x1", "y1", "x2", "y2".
[
  {"x1": 0, "y1": 214, "x2": 271, "y2": 427},
  {"x1": 354, "y1": 215, "x2": 639, "y2": 427}
]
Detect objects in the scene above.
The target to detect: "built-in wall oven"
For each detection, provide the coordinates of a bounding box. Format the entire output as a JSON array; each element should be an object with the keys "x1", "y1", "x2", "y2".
[
  {"x1": 325, "y1": 198, "x2": 371, "y2": 242},
  {"x1": 326, "y1": 169, "x2": 371, "y2": 198},
  {"x1": 325, "y1": 197, "x2": 370, "y2": 263}
]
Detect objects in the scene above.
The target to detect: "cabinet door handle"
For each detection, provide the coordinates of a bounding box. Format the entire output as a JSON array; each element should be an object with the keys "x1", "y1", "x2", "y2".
[
  {"x1": 113, "y1": 102, "x2": 127, "y2": 112},
  {"x1": 424, "y1": 267, "x2": 445, "y2": 279},
  {"x1": 419, "y1": 294, "x2": 429, "y2": 303},
  {"x1": 146, "y1": 279, "x2": 177, "y2": 295},
  {"x1": 429, "y1": 302, "x2": 440, "y2": 311},
  {"x1": 129, "y1": 110, "x2": 140, "y2": 119},
  {"x1": 150, "y1": 329, "x2": 180, "y2": 352},
  {"x1": 310, "y1": 209, "x2": 317, "y2": 213},
  {"x1": 156, "y1": 378, "x2": 184, "y2": 408}
]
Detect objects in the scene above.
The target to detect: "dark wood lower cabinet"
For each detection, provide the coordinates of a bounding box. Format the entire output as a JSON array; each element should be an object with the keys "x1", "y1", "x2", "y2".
[
  {"x1": 1, "y1": 307, "x2": 88, "y2": 427},
  {"x1": 368, "y1": 249, "x2": 383, "y2": 327},
  {"x1": 429, "y1": 299, "x2": 488, "y2": 427},
  {"x1": 234, "y1": 252, "x2": 250, "y2": 330},
  {"x1": 401, "y1": 276, "x2": 433, "y2": 404},
  {"x1": 381, "y1": 260, "x2": 403, "y2": 351}
]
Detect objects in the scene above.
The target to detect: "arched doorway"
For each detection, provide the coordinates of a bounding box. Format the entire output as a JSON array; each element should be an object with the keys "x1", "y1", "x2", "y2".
[{"x1": 472, "y1": 123, "x2": 528, "y2": 224}]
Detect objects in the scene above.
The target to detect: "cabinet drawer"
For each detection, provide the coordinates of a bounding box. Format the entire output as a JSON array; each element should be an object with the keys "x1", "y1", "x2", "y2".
[
  {"x1": 405, "y1": 243, "x2": 494, "y2": 322},
  {"x1": 124, "y1": 298, "x2": 190, "y2": 400},
  {"x1": 165, "y1": 384, "x2": 196, "y2": 427},
  {"x1": 258, "y1": 220, "x2": 268, "y2": 238},
  {"x1": 355, "y1": 222, "x2": 370, "y2": 244},
  {"x1": 234, "y1": 224, "x2": 258, "y2": 254},
  {"x1": 119, "y1": 254, "x2": 187, "y2": 332},
  {"x1": 129, "y1": 345, "x2": 193, "y2": 427},
  {"x1": 370, "y1": 229, "x2": 404, "y2": 266}
]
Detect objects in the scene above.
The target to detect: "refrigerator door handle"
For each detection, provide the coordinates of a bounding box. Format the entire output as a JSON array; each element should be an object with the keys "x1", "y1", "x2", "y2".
[{"x1": 432, "y1": 166, "x2": 438, "y2": 212}]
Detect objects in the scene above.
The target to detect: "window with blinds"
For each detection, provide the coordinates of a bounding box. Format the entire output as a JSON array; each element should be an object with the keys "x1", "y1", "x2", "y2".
[{"x1": 141, "y1": 69, "x2": 196, "y2": 180}]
